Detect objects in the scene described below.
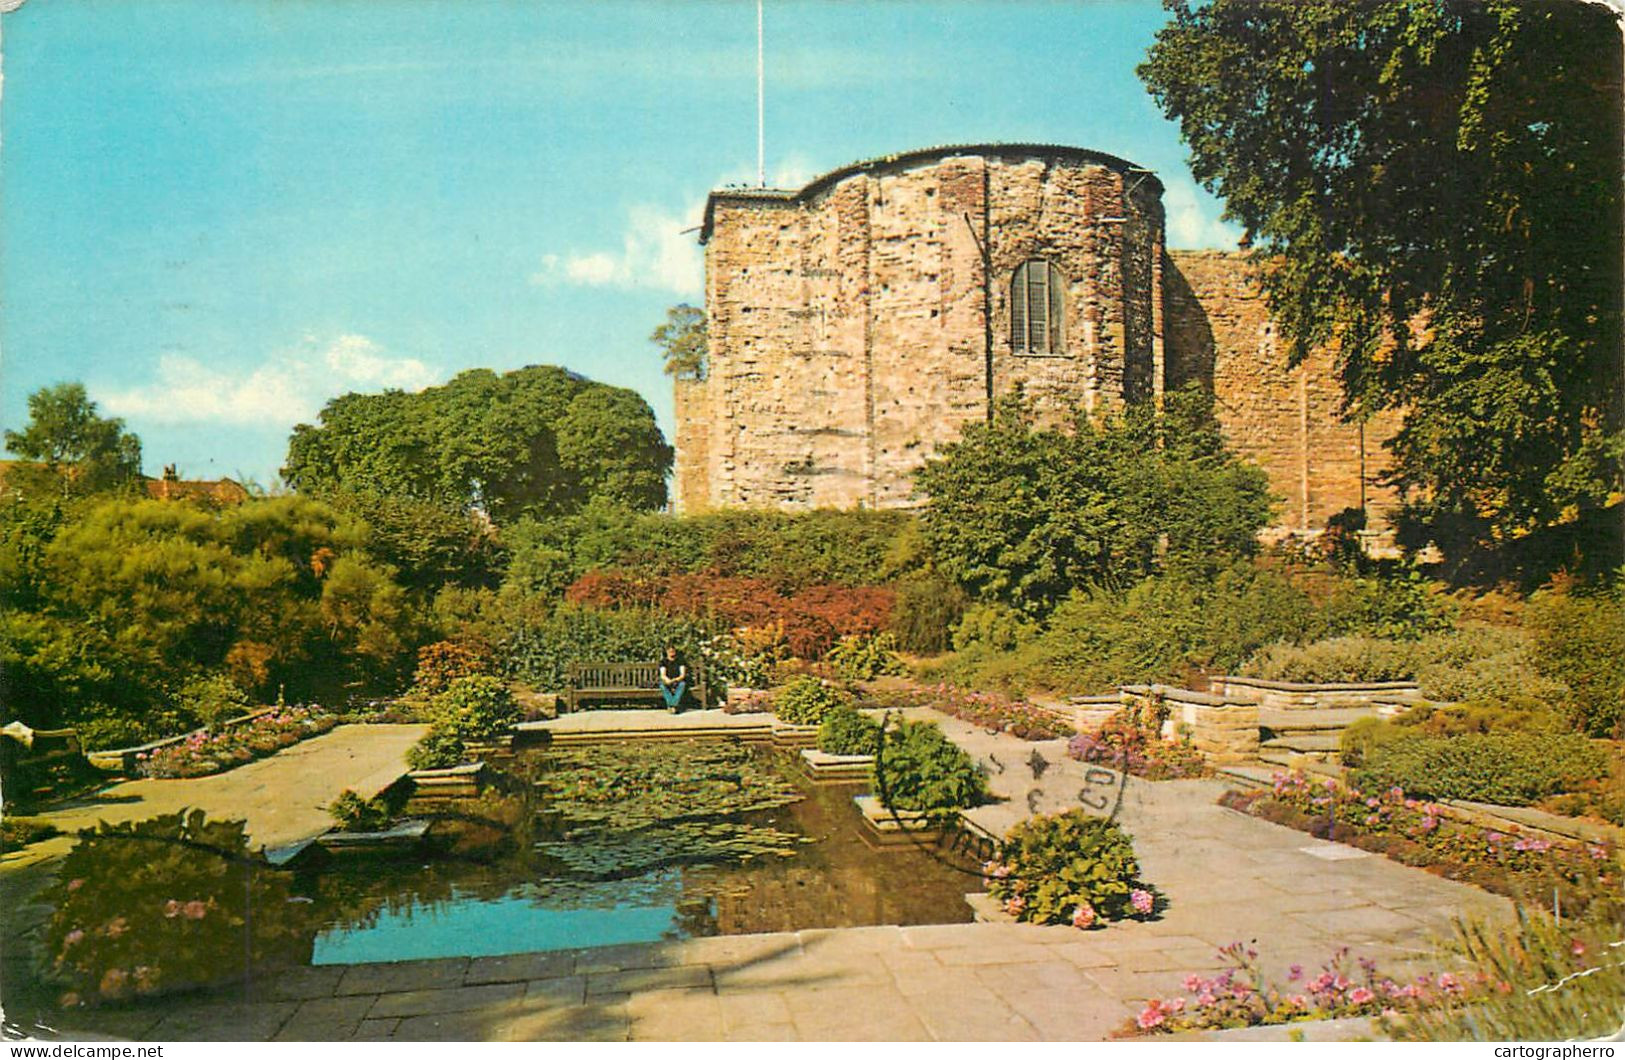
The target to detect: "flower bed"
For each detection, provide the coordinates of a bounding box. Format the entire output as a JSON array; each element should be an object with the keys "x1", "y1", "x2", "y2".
[
  {"x1": 1068, "y1": 709, "x2": 1209, "y2": 780},
  {"x1": 1124, "y1": 943, "x2": 1498, "y2": 1035},
  {"x1": 137, "y1": 707, "x2": 337, "y2": 779},
  {"x1": 869, "y1": 683, "x2": 1074, "y2": 740},
  {"x1": 1221, "y1": 772, "x2": 1617, "y2": 913}
]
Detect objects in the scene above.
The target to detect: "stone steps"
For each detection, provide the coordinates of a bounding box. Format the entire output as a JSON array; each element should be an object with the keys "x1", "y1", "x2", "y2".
[{"x1": 1261, "y1": 733, "x2": 1342, "y2": 754}]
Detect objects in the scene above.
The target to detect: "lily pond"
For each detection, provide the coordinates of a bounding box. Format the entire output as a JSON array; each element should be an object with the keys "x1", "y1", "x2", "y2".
[
  {"x1": 309, "y1": 740, "x2": 977, "y2": 963},
  {"x1": 13, "y1": 740, "x2": 977, "y2": 1020}
]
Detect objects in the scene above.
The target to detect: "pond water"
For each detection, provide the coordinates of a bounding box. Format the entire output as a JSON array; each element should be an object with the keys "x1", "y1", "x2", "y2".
[{"x1": 301, "y1": 742, "x2": 979, "y2": 964}]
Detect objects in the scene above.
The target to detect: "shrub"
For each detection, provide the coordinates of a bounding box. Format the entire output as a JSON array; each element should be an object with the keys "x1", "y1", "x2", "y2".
[
  {"x1": 327, "y1": 789, "x2": 394, "y2": 833},
  {"x1": 826, "y1": 632, "x2": 906, "y2": 680},
  {"x1": 772, "y1": 676, "x2": 851, "y2": 726},
  {"x1": 0, "y1": 817, "x2": 60, "y2": 853},
  {"x1": 1351, "y1": 731, "x2": 1609, "y2": 806},
  {"x1": 1245, "y1": 635, "x2": 1417, "y2": 684},
  {"x1": 170, "y1": 674, "x2": 252, "y2": 731},
  {"x1": 817, "y1": 706, "x2": 881, "y2": 756},
  {"x1": 1526, "y1": 581, "x2": 1625, "y2": 737},
  {"x1": 406, "y1": 727, "x2": 469, "y2": 771},
  {"x1": 501, "y1": 604, "x2": 721, "y2": 691},
  {"x1": 987, "y1": 809, "x2": 1152, "y2": 927},
  {"x1": 1320, "y1": 568, "x2": 1456, "y2": 640},
  {"x1": 888, "y1": 572, "x2": 966, "y2": 654},
  {"x1": 874, "y1": 719, "x2": 987, "y2": 819},
  {"x1": 430, "y1": 675, "x2": 519, "y2": 741},
  {"x1": 412, "y1": 638, "x2": 493, "y2": 697},
  {"x1": 951, "y1": 602, "x2": 1038, "y2": 652}
]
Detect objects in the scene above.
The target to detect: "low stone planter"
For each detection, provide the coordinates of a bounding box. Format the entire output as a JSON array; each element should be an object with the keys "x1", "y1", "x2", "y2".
[
  {"x1": 406, "y1": 761, "x2": 487, "y2": 797},
  {"x1": 770, "y1": 723, "x2": 820, "y2": 750},
  {"x1": 852, "y1": 793, "x2": 945, "y2": 845},
  {"x1": 315, "y1": 818, "x2": 431, "y2": 854},
  {"x1": 1212, "y1": 676, "x2": 1423, "y2": 711},
  {"x1": 963, "y1": 891, "x2": 1018, "y2": 923},
  {"x1": 799, "y1": 748, "x2": 875, "y2": 783}
]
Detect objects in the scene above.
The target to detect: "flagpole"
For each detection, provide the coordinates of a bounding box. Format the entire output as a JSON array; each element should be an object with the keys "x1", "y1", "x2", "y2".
[{"x1": 757, "y1": 0, "x2": 765, "y2": 187}]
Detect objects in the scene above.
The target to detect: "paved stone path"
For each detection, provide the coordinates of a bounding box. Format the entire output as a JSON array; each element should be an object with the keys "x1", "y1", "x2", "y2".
[{"x1": 15, "y1": 711, "x2": 1513, "y2": 1042}]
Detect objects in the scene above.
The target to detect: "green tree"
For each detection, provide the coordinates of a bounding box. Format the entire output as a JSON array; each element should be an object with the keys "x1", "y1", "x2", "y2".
[
  {"x1": 3, "y1": 383, "x2": 143, "y2": 497},
  {"x1": 1139, "y1": 0, "x2": 1624, "y2": 556},
  {"x1": 282, "y1": 364, "x2": 671, "y2": 521},
  {"x1": 914, "y1": 387, "x2": 1274, "y2": 613},
  {"x1": 653, "y1": 304, "x2": 707, "y2": 380}
]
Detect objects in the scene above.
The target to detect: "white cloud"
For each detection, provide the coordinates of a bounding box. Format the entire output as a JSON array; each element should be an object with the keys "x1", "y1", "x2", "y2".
[
  {"x1": 99, "y1": 334, "x2": 442, "y2": 427},
  {"x1": 531, "y1": 203, "x2": 704, "y2": 296},
  {"x1": 1163, "y1": 177, "x2": 1244, "y2": 250}
]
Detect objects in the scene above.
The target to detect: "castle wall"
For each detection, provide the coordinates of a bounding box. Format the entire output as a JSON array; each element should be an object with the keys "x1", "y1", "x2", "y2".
[
  {"x1": 676, "y1": 146, "x2": 1404, "y2": 534},
  {"x1": 1164, "y1": 250, "x2": 1404, "y2": 530},
  {"x1": 679, "y1": 148, "x2": 1162, "y2": 512}
]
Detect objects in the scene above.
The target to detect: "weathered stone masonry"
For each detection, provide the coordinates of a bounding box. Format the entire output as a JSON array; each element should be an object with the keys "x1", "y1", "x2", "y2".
[{"x1": 677, "y1": 144, "x2": 1400, "y2": 532}]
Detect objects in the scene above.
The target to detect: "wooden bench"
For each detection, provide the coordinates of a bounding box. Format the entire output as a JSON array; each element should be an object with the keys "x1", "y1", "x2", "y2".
[{"x1": 563, "y1": 660, "x2": 708, "y2": 714}]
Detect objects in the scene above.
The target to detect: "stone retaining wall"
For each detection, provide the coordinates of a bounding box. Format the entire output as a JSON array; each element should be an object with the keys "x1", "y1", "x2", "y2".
[{"x1": 1212, "y1": 676, "x2": 1422, "y2": 711}]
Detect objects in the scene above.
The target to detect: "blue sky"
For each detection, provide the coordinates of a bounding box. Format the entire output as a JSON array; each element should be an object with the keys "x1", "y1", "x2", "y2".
[{"x1": 0, "y1": 0, "x2": 1240, "y2": 486}]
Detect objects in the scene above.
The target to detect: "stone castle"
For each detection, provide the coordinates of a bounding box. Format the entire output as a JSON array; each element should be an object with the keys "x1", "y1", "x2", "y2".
[{"x1": 674, "y1": 144, "x2": 1402, "y2": 534}]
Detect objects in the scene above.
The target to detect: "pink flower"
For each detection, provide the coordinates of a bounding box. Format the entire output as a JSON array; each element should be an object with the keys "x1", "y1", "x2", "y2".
[
  {"x1": 1438, "y1": 973, "x2": 1460, "y2": 994},
  {"x1": 1003, "y1": 895, "x2": 1026, "y2": 917},
  {"x1": 1071, "y1": 903, "x2": 1096, "y2": 929},
  {"x1": 1349, "y1": 987, "x2": 1375, "y2": 1005},
  {"x1": 1570, "y1": 939, "x2": 1586, "y2": 957},
  {"x1": 1289, "y1": 994, "x2": 1308, "y2": 1008},
  {"x1": 183, "y1": 900, "x2": 208, "y2": 920},
  {"x1": 163, "y1": 899, "x2": 181, "y2": 918},
  {"x1": 1182, "y1": 974, "x2": 1203, "y2": 991},
  {"x1": 1288, "y1": 964, "x2": 1303, "y2": 981},
  {"x1": 1136, "y1": 1005, "x2": 1167, "y2": 1030},
  {"x1": 1130, "y1": 889, "x2": 1154, "y2": 915},
  {"x1": 66, "y1": 878, "x2": 85, "y2": 892},
  {"x1": 1196, "y1": 992, "x2": 1216, "y2": 1007},
  {"x1": 63, "y1": 929, "x2": 85, "y2": 946}
]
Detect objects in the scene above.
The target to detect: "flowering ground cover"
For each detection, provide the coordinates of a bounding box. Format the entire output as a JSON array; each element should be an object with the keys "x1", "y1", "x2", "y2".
[
  {"x1": 868, "y1": 683, "x2": 1074, "y2": 740},
  {"x1": 137, "y1": 707, "x2": 337, "y2": 779},
  {"x1": 1124, "y1": 942, "x2": 1500, "y2": 1035},
  {"x1": 1067, "y1": 709, "x2": 1209, "y2": 780},
  {"x1": 1221, "y1": 772, "x2": 1617, "y2": 913}
]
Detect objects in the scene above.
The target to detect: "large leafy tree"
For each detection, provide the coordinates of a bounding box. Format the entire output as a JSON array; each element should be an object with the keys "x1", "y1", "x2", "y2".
[
  {"x1": 914, "y1": 388, "x2": 1274, "y2": 613},
  {"x1": 3, "y1": 383, "x2": 143, "y2": 497},
  {"x1": 282, "y1": 364, "x2": 672, "y2": 521},
  {"x1": 1140, "y1": 0, "x2": 1624, "y2": 555}
]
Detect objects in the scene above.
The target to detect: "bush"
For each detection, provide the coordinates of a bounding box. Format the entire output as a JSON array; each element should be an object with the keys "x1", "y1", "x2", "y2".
[
  {"x1": 431, "y1": 675, "x2": 519, "y2": 741},
  {"x1": 874, "y1": 719, "x2": 987, "y2": 819},
  {"x1": 951, "y1": 603, "x2": 1039, "y2": 652},
  {"x1": 986, "y1": 809, "x2": 1152, "y2": 927},
  {"x1": 0, "y1": 817, "x2": 60, "y2": 853},
  {"x1": 888, "y1": 572, "x2": 966, "y2": 654},
  {"x1": 327, "y1": 789, "x2": 395, "y2": 833},
  {"x1": 817, "y1": 706, "x2": 881, "y2": 756},
  {"x1": 772, "y1": 676, "x2": 851, "y2": 726},
  {"x1": 1526, "y1": 581, "x2": 1625, "y2": 737},
  {"x1": 1068, "y1": 710, "x2": 1209, "y2": 780},
  {"x1": 1351, "y1": 731, "x2": 1609, "y2": 806},
  {"x1": 1319, "y1": 568, "x2": 1456, "y2": 640},
  {"x1": 826, "y1": 632, "x2": 906, "y2": 680},
  {"x1": 412, "y1": 638, "x2": 493, "y2": 697},
  {"x1": 406, "y1": 727, "x2": 469, "y2": 771},
  {"x1": 1245, "y1": 635, "x2": 1417, "y2": 684},
  {"x1": 170, "y1": 674, "x2": 252, "y2": 731}
]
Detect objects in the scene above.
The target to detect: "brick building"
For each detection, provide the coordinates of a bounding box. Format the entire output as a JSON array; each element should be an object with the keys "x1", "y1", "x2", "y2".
[{"x1": 675, "y1": 144, "x2": 1401, "y2": 534}]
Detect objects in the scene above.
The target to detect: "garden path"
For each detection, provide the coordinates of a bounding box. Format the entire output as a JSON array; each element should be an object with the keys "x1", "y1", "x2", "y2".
[{"x1": 24, "y1": 712, "x2": 1513, "y2": 1042}]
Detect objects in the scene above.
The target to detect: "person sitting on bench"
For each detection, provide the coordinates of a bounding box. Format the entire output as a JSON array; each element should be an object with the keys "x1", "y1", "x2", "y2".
[{"x1": 658, "y1": 645, "x2": 688, "y2": 713}]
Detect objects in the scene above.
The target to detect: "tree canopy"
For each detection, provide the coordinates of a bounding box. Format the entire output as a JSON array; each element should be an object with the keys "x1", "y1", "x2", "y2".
[
  {"x1": 3, "y1": 383, "x2": 143, "y2": 497},
  {"x1": 913, "y1": 387, "x2": 1275, "y2": 613},
  {"x1": 1140, "y1": 0, "x2": 1624, "y2": 555},
  {"x1": 281, "y1": 364, "x2": 673, "y2": 521},
  {"x1": 653, "y1": 304, "x2": 707, "y2": 380}
]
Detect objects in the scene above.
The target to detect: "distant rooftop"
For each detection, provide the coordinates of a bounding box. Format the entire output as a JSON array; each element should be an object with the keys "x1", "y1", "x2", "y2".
[{"x1": 700, "y1": 142, "x2": 1161, "y2": 243}]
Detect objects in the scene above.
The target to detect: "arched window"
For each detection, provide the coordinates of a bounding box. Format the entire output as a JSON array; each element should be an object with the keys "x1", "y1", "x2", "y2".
[{"x1": 1010, "y1": 259, "x2": 1066, "y2": 355}]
